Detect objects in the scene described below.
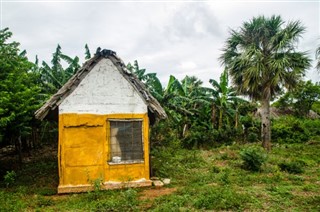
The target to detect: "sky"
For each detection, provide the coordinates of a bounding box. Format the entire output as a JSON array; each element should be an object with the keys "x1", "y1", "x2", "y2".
[{"x1": 1, "y1": 0, "x2": 320, "y2": 86}]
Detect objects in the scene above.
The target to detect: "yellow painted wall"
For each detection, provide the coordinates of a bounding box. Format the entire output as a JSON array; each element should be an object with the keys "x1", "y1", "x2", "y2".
[{"x1": 58, "y1": 113, "x2": 150, "y2": 187}]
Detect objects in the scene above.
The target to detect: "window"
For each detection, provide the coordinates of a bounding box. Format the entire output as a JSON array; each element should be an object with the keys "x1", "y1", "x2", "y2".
[{"x1": 109, "y1": 120, "x2": 144, "y2": 164}]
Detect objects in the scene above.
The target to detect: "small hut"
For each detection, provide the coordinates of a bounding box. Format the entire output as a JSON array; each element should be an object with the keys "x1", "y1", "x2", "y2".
[{"x1": 35, "y1": 49, "x2": 166, "y2": 193}]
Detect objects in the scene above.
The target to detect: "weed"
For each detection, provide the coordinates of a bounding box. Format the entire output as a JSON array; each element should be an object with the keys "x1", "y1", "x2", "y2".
[
  {"x1": 240, "y1": 146, "x2": 267, "y2": 171},
  {"x1": 193, "y1": 186, "x2": 252, "y2": 210},
  {"x1": 92, "y1": 177, "x2": 103, "y2": 191},
  {"x1": 219, "y1": 168, "x2": 231, "y2": 185},
  {"x1": 3, "y1": 170, "x2": 16, "y2": 188}
]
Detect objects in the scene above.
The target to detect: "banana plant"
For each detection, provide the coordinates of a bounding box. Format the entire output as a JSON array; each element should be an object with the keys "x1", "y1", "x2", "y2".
[
  {"x1": 208, "y1": 69, "x2": 245, "y2": 130},
  {"x1": 40, "y1": 45, "x2": 81, "y2": 95}
]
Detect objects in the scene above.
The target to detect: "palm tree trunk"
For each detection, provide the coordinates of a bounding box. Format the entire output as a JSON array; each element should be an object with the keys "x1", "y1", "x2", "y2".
[{"x1": 260, "y1": 98, "x2": 271, "y2": 151}]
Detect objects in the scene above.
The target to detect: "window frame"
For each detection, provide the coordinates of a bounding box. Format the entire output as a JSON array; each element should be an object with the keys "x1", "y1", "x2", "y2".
[{"x1": 107, "y1": 118, "x2": 144, "y2": 165}]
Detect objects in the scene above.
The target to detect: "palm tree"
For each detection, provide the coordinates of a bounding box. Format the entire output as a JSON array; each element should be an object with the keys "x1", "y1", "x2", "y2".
[{"x1": 220, "y1": 15, "x2": 311, "y2": 150}]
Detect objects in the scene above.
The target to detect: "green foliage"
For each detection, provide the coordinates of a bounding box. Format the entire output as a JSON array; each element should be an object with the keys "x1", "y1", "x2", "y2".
[
  {"x1": 0, "y1": 28, "x2": 41, "y2": 144},
  {"x1": 39, "y1": 44, "x2": 81, "y2": 95},
  {"x1": 240, "y1": 146, "x2": 267, "y2": 171},
  {"x1": 248, "y1": 132, "x2": 259, "y2": 143},
  {"x1": 220, "y1": 15, "x2": 311, "y2": 101},
  {"x1": 218, "y1": 168, "x2": 231, "y2": 185},
  {"x1": 151, "y1": 146, "x2": 205, "y2": 180},
  {"x1": 182, "y1": 124, "x2": 215, "y2": 148},
  {"x1": 278, "y1": 160, "x2": 305, "y2": 174},
  {"x1": 312, "y1": 101, "x2": 320, "y2": 114},
  {"x1": 3, "y1": 170, "x2": 16, "y2": 188},
  {"x1": 1, "y1": 143, "x2": 320, "y2": 211},
  {"x1": 0, "y1": 191, "x2": 26, "y2": 211},
  {"x1": 208, "y1": 69, "x2": 247, "y2": 130},
  {"x1": 193, "y1": 186, "x2": 252, "y2": 210},
  {"x1": 220, "y1": 15, "x2": 311, "y2": 149},
  {"x1": 272, "y1": 116, "x2": 320, "y2": 143},
  {"x1": 274, "y1": 81, "x2": 320, "y2": 117}
]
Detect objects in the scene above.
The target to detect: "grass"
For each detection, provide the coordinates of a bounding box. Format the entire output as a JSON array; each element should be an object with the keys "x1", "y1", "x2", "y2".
[{"x1": 0, "y1": 142, "x2": 319, "y2": 211}]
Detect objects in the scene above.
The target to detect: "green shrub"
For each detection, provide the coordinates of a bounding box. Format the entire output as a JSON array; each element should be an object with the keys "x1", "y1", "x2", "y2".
[
  {"x1": 247, "y1": 132, "x2": 259, "y2": 143},
  {"x1": 3, "y1": 170, "x2": 16, "y2": 188},
  {"x1": 278, "y1": 160, "x2": 304, "y2": 174},
  {"x1": 303, "y1": 118, "x2": 320, "y2": 137},
  {"x1": 182, "y1": 124, "x2": 215, "y2": 148},
  {"x1": 272, "y1": 116, "x2": 311, "y2": 143},
  {"x1": 240, "y1": 146, "x2": 267, "y2": 171}
]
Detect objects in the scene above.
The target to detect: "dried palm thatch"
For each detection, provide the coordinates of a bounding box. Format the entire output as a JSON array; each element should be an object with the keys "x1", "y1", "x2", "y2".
[{"x1": 35, "y1": 49, "x2": 167, "y2": 121}]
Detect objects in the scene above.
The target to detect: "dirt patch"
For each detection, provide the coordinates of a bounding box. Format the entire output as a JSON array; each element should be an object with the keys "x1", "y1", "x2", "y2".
[
  {"x1": 139, "y1": 187, "x2": 177, "y2": 201},
  {"x1": 292, "y1": 191, "x2": 319, "y2": 197}
]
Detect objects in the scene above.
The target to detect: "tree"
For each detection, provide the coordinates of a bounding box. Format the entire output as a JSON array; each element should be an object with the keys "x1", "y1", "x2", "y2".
[
  {"x1": 208, "y1": 69, "x2": 245, "y2": 130},
  {"x1": 274, "y1": 80, "x2": 320, "y2": 117},
  {"x1": 40, "y1": 44, "x2": 80, "y2": 94},
  {"x1": 220, "y1": 15, "x2": 311, "y2": 150},
  {"x1": 0, "y1": 28, "x2": 41, "y2": 161}
]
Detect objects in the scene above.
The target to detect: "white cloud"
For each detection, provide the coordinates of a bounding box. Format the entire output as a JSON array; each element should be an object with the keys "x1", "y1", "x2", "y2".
[{"x1": 2, "y1": 1, "x2": 319, "y2": 85}]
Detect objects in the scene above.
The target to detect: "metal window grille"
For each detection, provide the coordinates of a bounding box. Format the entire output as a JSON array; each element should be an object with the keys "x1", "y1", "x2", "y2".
[{"x1": 109, "y1": 120, "x2": 144, "y2": 163}]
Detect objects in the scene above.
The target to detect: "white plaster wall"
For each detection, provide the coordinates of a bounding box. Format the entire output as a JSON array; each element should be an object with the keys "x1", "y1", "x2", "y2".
[{"x1": 59, "y1": 58, "x2": 148, "y2": 114}]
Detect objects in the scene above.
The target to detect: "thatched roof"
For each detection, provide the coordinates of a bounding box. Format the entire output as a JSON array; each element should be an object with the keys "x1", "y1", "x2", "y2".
[{"x1": 35, "y1": 49, "x2": 167, "y2": 121}]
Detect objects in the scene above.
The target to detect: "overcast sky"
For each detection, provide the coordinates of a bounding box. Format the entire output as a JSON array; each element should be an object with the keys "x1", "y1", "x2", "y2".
[{"x1": 1, "y1": 0, "x2": 320, "y2": 86}]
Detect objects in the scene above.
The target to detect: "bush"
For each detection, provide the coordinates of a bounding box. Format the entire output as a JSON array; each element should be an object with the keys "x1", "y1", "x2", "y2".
[
  {"x1": 240, "y1": 146, "x2": 267, "y2": 171},
  {"x1": 247, "y1": 131, "x2": 259, "y2": 143},
  {"x1": 182, "y1": 124, "x2": 215, "y2": 148},
  {"x1": 278, "y1": 160, "x2": 305, "y2": 174},
  {"x1": 3, "y1": 170, "x2": 16, "y2": 188},
  {"x1": 272, "y1": 116, "x2": 310, "y2": 143},
  {"x1": 212, "y1": 127, "x2": 242, "y2": 145}
]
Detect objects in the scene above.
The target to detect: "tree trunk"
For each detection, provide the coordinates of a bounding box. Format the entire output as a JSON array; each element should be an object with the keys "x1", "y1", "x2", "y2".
[
  {"x1": 260, "y1": 98, "x2": 271, "y2": 151},
  {"x1": 211, "y1": 105, "x2": 216, "y2": 128},
  {"x1": 235, "y1": 110, "x2": 238, "y2": 130},
  {"x1": 218, "y1": 109, "x2": 223, "y2": 130},
  {"x1": 182, "y1": 124, "x2": 188, "y2": 138}
]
